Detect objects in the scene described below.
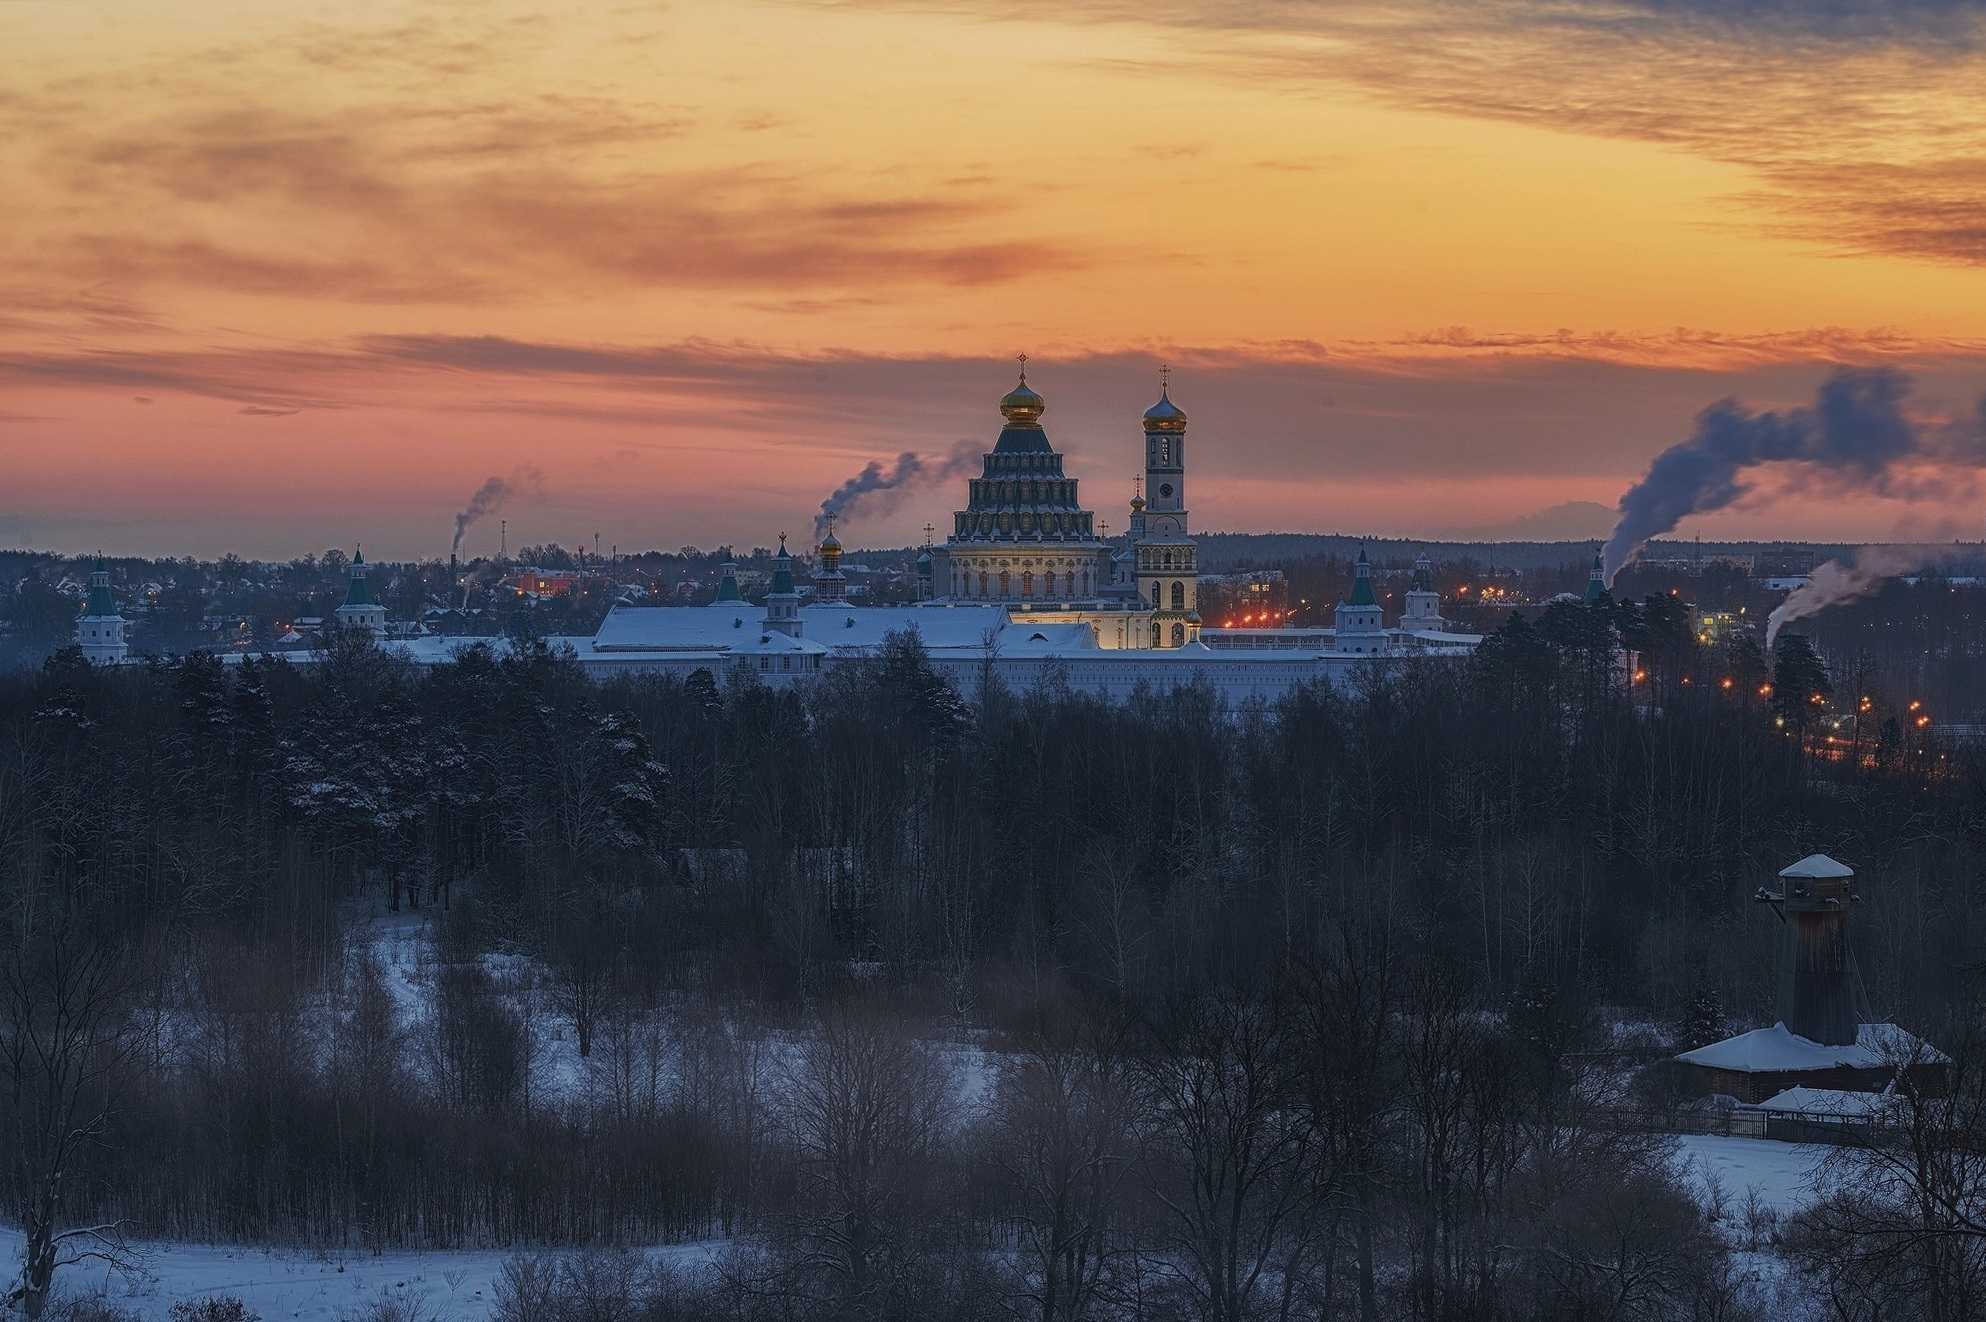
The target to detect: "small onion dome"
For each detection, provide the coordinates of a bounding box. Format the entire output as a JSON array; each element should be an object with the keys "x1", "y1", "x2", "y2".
[
  {"x1": 1143, "y1": 388, "x2": 1187, "y2": 432},
  {"x1": 819, "y1": 530, "x2": 841, "y2": 553},
  {"x1": 1186, "y1": 610, "x2": 1202, "y2": 625},
  {"x1": 1000, "y1": 374, "x2": 1046, "y2": 426},
  {"x1": 1130, "y1": 496, "x2": 1146, "y2": 512}
]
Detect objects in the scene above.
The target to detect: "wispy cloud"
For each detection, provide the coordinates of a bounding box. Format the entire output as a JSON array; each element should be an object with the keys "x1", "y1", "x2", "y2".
[
  {"x1": 886, "y1": 0, "x2": 1986, "y2": 267},
  {"x1": 20, "y1": 111, "x2": 1072, "y2": 301}
]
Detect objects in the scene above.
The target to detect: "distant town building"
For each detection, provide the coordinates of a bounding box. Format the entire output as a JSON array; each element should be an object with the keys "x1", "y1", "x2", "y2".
[
  {"x1": 503, "y1": 567, "x2": 616, "y2": 598},
  {"x1": 1755, "y1": 548, "x2": 1816, "y2": 578}
]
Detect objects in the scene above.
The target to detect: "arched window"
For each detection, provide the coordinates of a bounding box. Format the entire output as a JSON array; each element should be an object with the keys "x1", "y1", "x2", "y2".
[
  {"x1": 1171, "y1": 623, "x2": 1185, "y2": 647},
  {"x1": 1022, "y1": 570, "x2": 1033, "y2": 596},
  {"x1": 1000, "y1": 571, "x2": 1011, "y2": 597},
  {"x1": 1170, "y1": 581, "x2": 1185, "y2": 609},
  {"x1": 979, "y1": 572, "x2": 989, "y2": 595},
  {"x1": 1150, "y1": 581, "x2": 1161, "y2": 607},
  {"x1": 1152, "y1": 624, "x2": 1163, "y2": 647}
]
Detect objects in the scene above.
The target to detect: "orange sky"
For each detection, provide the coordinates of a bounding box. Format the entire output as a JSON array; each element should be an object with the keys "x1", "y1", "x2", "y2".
[{"x1": 5, "y1": 0, "x2": 1986, "y2": 557}]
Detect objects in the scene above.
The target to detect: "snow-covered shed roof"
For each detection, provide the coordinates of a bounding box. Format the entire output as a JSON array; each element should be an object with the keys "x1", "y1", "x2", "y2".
[
  {"x1": 1780, "y1": 853, "x2": 1855, "y2": 879},
  {"x1": 1678, "y1": 1022, "x2": 1945, "y2": 1072},
  {"x1": 1755, "y1": 1086, "x2": 1898, "y2": 1118}
]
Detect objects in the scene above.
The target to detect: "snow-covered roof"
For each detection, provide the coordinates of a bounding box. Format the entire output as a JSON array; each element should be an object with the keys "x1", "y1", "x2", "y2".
[
  {"x1": 383, "y1": 636, "x2": 500, "y2": 666},
  {"x1": 733, "y1": 630, "x2": 828, "y2": 656},
  {"x1": 586, "y1": 602, "x2": 1094, "y2": 657},
  {"x1": 1780, "y1": 853, "x2": 1854, "y2": 879},
  {"x1": 1756, "y1": 1086, "x2": 1898, "y2": 1118},
  {"x1": 801, "y1": 604, "x2": 1014, "y2": 651},
  {"x1": 994, "y1": 622, "x2": 1099, "y2": 654},
  {"x1": 1678, "y1": 1022, "x2": 1945, "y2": 1072}
]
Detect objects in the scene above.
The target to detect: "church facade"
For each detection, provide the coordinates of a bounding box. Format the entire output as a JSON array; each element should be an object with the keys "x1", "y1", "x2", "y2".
[{"x1": 928, "y1": 367, "x2": 1203, "y2": 650}]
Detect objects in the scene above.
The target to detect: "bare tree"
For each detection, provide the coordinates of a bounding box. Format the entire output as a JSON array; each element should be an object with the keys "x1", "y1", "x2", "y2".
[
  {"x1": 774, "y1": 1005, "x2": 958, "y2": 1318},
  {"x1": 1134, "y1": 983, "x2": 1313, "y2": 1322},
  {"x1": 990, "y1": 1015, "x2": 1138, "y2": 1322},
  {"x1": 1788, "y1": 1021, "x2": 1986, "y2": 1320},
  {"x1": 1, "y1": 925, "x2": 144, "y2": 1318},
  {"x1": 1290, "y1": 925, "x2": 1400, "y2": 1322}
]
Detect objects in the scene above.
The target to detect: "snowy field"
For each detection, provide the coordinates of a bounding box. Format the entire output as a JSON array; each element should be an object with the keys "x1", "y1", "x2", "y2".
[
  {"x1": 1674, "y1": 1133, "x2": 1833, "y2": 1215},
  {"x1": 0, "y1": 1229, "x2": 718, "y2": 1322},
  {"x1": 5, "y1": 1140, "x2": 1835, "y2": 1319}
]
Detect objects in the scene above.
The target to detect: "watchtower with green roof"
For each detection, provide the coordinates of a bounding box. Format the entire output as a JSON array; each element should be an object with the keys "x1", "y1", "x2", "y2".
[
  {"x1": 763, "y1": 536, "x2": 803, "y2": 637},
  {"x1": 1581, "y1": 550, "x2": 1608, "y2": 607},
  {"x1": 76, "y1": 559, "x2": 130, "y2": 664},
  {"x1": 1333, "y1": 547, "x2": 1388, "y2": 655},
  {"x1": 715, "y1": 560, "x2": 744, "y2": 602},
  {"x1": 335, "y1": 548, "x2": 388, "y2": 638}
]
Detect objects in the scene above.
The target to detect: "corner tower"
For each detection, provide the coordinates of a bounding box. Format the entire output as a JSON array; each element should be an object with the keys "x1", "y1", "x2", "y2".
[
  {"x1": 764, "y1": 536, "x2": 803, "y2": 636},
  {"x1": 75, "y1": 560, "x2": 130, "y2": 664},
  {"x1": 1135, "y1": 371, "x2": 1197, "y2": 647},
  {"x1": 335, "y1": 548, "x2": 387, "y2": 638},
  {"x1": 1402, "y1": 552, "x2": 1445, "y2": 633},
  {"x1": 1582, "y1": 550, "x2": 1608, "y2": 606},
  {"x1": 1334, "y1": 547, "x2": 1386, "y2": 654}
]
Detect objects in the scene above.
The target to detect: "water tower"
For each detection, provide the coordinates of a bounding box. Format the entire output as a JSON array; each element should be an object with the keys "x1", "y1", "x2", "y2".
[{"x1": 1755, "y1": 853, "x2": 1858, "y2": 1046}]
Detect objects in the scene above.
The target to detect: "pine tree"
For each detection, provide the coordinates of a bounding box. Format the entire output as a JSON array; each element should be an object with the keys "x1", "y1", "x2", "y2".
[
  {"x1": 1772, "y1": 633, "x2": 1831, "y2": 731},
  {"x1": 1674, "y1": 986, "x2": 1727, "y2": 1050}
]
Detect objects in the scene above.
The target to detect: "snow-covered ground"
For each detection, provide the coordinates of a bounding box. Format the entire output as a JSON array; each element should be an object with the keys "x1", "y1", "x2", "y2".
[
  {"x1": 0, "y1": 1228, "x2": 718, "y2": 1322},
  {"x1": 7, "y1": 1138, "x2": 1833, "y2": 1319},
  {"x1": 1674, "y1": 1133, "x2": 1833, "y2": 1215}
]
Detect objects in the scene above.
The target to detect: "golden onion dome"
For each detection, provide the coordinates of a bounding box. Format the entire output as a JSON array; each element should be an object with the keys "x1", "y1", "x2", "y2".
[
  {"x1": 1000, "y1": 372, "x2": 1046, "y2": 426},
  {"x1": 1130, "y1": 496, "x2": 1146, "y2": 512},
  {"x1": 1143, "y1": 388, "x2": 1187, "y2": 432}
]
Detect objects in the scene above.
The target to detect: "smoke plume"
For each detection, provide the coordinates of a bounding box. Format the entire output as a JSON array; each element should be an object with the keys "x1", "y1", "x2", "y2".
[
  {"x1": 815, "y1": 441, "x2": 979, "y2": 540},
  {"x1": 451, "y1": 467, "x2": 546, "y2": 558},
  {"x1": 1764, "y1": 547, "x2": 1922, "y2": 650},
  {"x1": 1601, "y1": 368, "x2": 1986, "y2": 584}
]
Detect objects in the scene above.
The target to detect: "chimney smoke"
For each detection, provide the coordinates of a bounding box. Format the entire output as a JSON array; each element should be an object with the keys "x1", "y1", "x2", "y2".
[
  {"x1": 815, "y1": 440, "x2": 980, "y2": 541},
  {"x1": 1601, "y1": 368, "x2": 1986, "y2": 585}
]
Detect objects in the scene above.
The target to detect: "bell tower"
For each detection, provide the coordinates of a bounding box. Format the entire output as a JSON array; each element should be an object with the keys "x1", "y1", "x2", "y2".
[
  {"x1": 1135, "y1": 369, "x2": 1197, "y2": 647},
  {"x1": 815, "y1": 513, "x2": 847, "y2": 604}
]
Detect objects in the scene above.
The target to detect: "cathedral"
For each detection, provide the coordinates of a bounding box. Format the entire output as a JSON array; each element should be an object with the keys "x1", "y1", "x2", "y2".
[{"x1": 927, "y1": 364, "x2": 1201, "y2": 650}]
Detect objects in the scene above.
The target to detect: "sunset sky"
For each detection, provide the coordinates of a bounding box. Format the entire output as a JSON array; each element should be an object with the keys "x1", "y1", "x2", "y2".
[{"x1": 6, "y1": 0, "x2": 1986, "y2": 559}]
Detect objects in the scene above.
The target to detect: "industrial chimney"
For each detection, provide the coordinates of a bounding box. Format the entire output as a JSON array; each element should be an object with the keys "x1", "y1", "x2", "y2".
[{"x1": 1755, "y1": 854, "x2": 1859, "y2": 1046}]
